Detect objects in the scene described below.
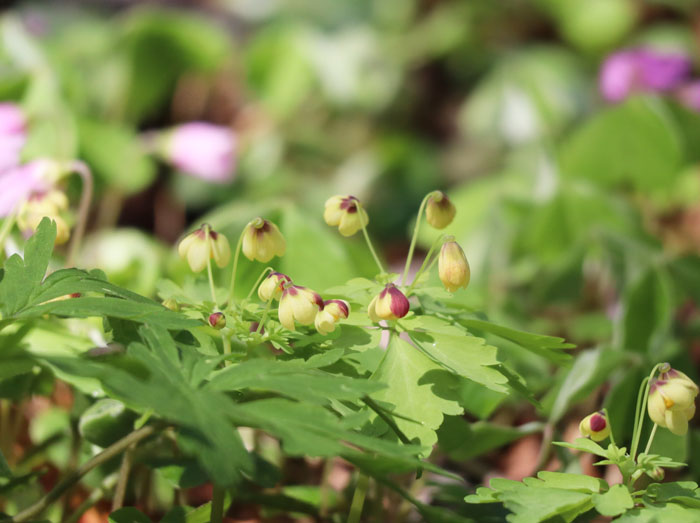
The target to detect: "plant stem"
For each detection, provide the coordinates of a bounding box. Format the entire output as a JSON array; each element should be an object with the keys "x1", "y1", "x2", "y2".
[
  {"x1": 643, "y1": 423, "x2": 659, "y2": 455},
  {"x1": 206, "y1": 258, "x2": 218, "y2": 307},
  {"x1": 112, "y1": 442, "x2": 136, "y2": 511},
  {"x1": 602, "y1": 408, "x2": 617, "y2": 448},
  {"x1": 631, "y1": 364, "x2": 663, "y2": 460},
  {"x1": 9, "y1": 425, "x2": 156, "y2": 522},
  {"x1": 319, "y1": 458, "x2": 334, "y2": 518},
  {"x1": 256, "y1": 298, "x2": 273, "y2": 334},
  {"x1": 65, "y1": 475, "x2": 118, "y2": 523},
  {"x1": 402, "y1": 193, "x2": 432, "y2": 285},
  {"x1": 245, "y1": 266, "x2": 274, "y2": 301},
  {"x1": 406, "y1": 234, "x2": 445, "y2": 295},
  {"x1": 221, "y1": 332, "x2": 232, "y2": 368},
  {"x1": 210, "y1": 487, "x2": 225, "y2": 523},
  {"x1": 67, "y1": 161, "x2": 94, "y2": 267},
  {"x1": 356, "y1": 201, "x2": 385, "y2": 276},
  {"x1": 347, "y1": 473, "x2": 369, "y2": 523},
  {"x1": 227, "y1": 229, "x2": 245, "y2": 307}
]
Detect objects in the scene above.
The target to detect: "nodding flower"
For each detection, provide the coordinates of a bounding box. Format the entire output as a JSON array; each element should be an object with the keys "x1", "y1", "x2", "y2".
[
  {"x1": 579, "y1": 411, "x2": 610, "y2": 442},
  {"x1": 177, "y1": 224, "x2": 231, "y2": 273},
  {"x1": 438, "y1": 239, "x2": 470, "y2": 293},
  {"x1": 258, "y1": 272, "x2": 292, "y2": 302},
  {"x1": 368, "y1": 284, "x2": 409, "y2": 322},
  {"x1": 324, "y1": 195, "x2": 369, "y2": 237},
  {"x1": 425, "y1": 191, "x2": 456, "y2": 230},
  {"x1": 242, "y1": 217, "x2": 286, "y2": 263},
  {"x1": 278, "y1": 284, "x2": 323, "y2": 331},
  {"x1": 315, "y1": 299, "x2": 349, "y2": 335},
  {"x1": 648, "y1": 367, "x2": 699, "y2": 436}
]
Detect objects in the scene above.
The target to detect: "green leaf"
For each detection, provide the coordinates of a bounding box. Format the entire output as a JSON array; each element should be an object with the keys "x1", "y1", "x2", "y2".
[
  {"x1": 549, "y1": 348, "x2": 627, "y2": 423},
  {"x1": 554, "y1": 437, "x2": 609, "y2": 458},
  {"x1": 560, "y1": 96, "x2": 683, "y2": 191},
  {"x1": 621, "y1": 267, "x2": 673, "y2": 355},
  {"x1": 592, "y1": 484, "x2": 634, "y2": 517},
  {"x1": 17, "y1": 297, "x2": 197, "y2": 330},
  {"x1": 408, "y1": 331, "x2": 508, "y2": 393},
  {"x1": 466, "y1": 478, "x2": 594, "y2": 523},
  {"x1": 646, "y1": 481, "x2": 700, "y2": 508},
  {"x1": 371, "y1": 336, "x2": 463, "y2": 449},
  {"x1": 206, "y1": 358, "x2": 383, "y2": 406},
  {"x1": 458, "y1": 318, "x2": 574, "y2": 363},
  {"x1": 108, "y1": 507, "x2": 152, "y2": 523},
  {"x1": 0, "y1": 218, "x2": 56, "y2": 316},
  {"x1": 161, "y1": 504, "x2": 212, "y2": 523},
  {"x1": 617, "y1": 502, "x2": 700, "y2": 522}
]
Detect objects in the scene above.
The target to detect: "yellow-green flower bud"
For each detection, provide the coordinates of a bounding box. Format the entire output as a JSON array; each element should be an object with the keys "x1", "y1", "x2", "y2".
[
  {"x1": 278, "y1": 284, "x2": 323, "y2": 331},
  {"x1": 579, "y1": 411, "x2": 610, "y2": 442},
  {"x1": 258, "y1": 272, "x2": 292, "y2": 302},
  {"x1": 648, "y1": 367, "x2": 699, "y2": 435},
  {"x1": 315, "y1": 299, "x2": 349, "y2": 335},
  {"x1": 177, "y1": 224, "x2": 231, "y2": 273},
  {"x1": 426, "y1": 191, "x2": 456, "y2": 229},
  {"x1": 17, "y1": 190, "x2": 71, "y2": 245},
  {"x1": 368, "y1": 284, "x2": 410, "y2": 322},
  {"x1": 162, "y1": 298, "x2": 179, "y2": 312},
  {"x1": 324, "y1": 195, "x2": 369, "y2": 237},
  {"x1": 438, "y1": 240, "x2": 470, "y2": 293},
  {"x1": 242, "y1": 217, "x2": 286, "y2": 263},
  {"x1": 208, "y1": 311, "x2": 226, "y2": 330}
]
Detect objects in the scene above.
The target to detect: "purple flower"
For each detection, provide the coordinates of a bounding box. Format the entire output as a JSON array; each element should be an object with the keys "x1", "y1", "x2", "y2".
[
  {"x1": 0, "y1": 103, "x2": 27, "y2": 172},
  {"x1": 166, "y1": 122, "x2": 236, "y2": 183},
  {"x1": 599, "y1": 48, "x2": 691, "y2": 103},
  {"x1": 0, "y1": 160, "x2": 52, "y2": 217}
]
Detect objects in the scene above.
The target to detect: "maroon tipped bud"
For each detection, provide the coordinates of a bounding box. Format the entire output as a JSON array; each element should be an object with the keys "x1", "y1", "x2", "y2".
[{"x1": 208, "y1": 312, "x2": 226, "y2": 330}]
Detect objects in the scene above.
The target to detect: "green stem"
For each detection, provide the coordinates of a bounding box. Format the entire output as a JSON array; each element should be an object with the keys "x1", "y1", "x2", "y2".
[
  {"x1": 227, "y1": 229, "x2": 245, "y2": 307},
  {"x1": 406, "y1": 234, "x2": 445, "y2": 295},
  {"x1": 347, "y1": 473, "x2": 369, "y2": 523},
  {"x1": 319, "y1": 458, "x2": 334, "y2": 518},
  {"x1": 111, "y1": 442, "x2": 136, "y2": 511},
  {"x1": 221, "y1": 332, "x2": 232, "y2": 368},
  {"x1": 0, "y1": 213, "x2": 16, "y2": 256},
  {"x1": 8, "y1": 425, "x2": 156, "y2": 522},
  {"x1": 356, "y1": 201, "x2": 385, "y2": 276},
  {"x1": 66, "y1": 161, "x2": 94, "y2": 267},
  {"x1": 631, "y1": 364, "x2": 663, "y2": 460},
  {"x1": 402, "y1": 193, "x2": 432, "y2": 285},
  {"x1": 210, "y1": 487, "x2": 225, "y2": 523},
  {"x1": 643, "y1": 423, "x2": 659, "y2": 455},
  {"x1": 602, "y1": 408, "x2": 617, "y2": 448},
  {"x1": 245, "y1": 266, "x2": 274, "y2": 302},
  {"x1": 256, "y1": 298, "x2": 273, "y2": 334},
  {"x1": 206, "y1": 257, "x2": 218, "y2": 306}
]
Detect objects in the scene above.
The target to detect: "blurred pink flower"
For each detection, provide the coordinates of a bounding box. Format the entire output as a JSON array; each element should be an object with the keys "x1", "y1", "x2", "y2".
[
  {"x1": 166, "y1": 122, "x2": 236, "y2": 183},
  {"x1": 676, "y1": 80, "x2": 700, "y2": 112},
  {"x1": 599, "y1": 49, "x2": 691, "y2": 103},
  {"x1": 0, "y1": 160, "x2": 51, "y2": 217},
  {"x1": 0, "y1": 103, "x2": 27, "y2": 172}
]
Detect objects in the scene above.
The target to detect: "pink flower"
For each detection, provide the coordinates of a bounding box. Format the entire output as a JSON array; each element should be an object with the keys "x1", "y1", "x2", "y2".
[
  {"x1": 0, "y1": 103, "x2": 27, "y2": 172},
  {"x1": 166, "y1": 122, "x2": 236, "y2": 183},
  {"x1": 599, "y1": 48, "x2": 691, "y2": 103},
  {"x1": 0, "y1": 160, "x2": 52, "y2": 217},
  {"x1": 676, "y1": 80, "x2": 700, "y2": 112}
]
